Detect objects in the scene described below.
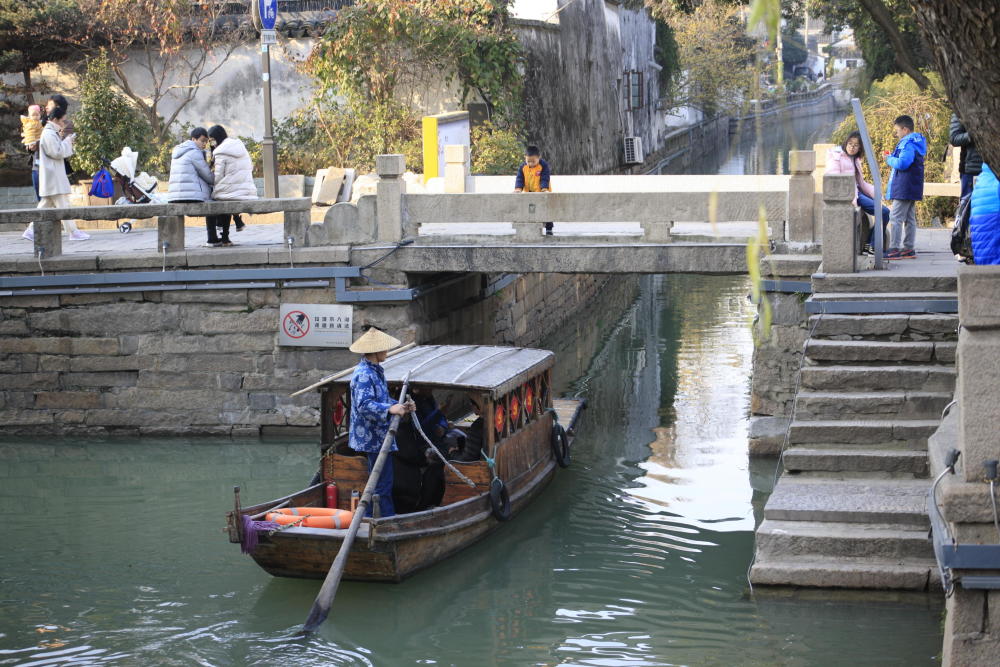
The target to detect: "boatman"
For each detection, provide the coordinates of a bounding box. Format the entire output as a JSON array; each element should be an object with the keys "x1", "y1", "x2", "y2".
[{"x1": 348, "y1": 326, "x2": 415, "y2": 518}]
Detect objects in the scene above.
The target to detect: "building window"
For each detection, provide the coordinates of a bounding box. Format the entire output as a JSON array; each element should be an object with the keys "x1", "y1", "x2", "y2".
[{"x1": 624, "y1": 70, "x2": 644, "y2": 111}]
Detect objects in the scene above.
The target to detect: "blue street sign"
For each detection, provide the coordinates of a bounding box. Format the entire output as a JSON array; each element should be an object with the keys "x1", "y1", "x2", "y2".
[{"x1": 259, "y1": 0, "x2": 277, "y2": 31}]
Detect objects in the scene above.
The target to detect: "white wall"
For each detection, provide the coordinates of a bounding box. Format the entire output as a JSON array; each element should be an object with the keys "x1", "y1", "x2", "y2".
[
  {"x1": 511, "y1": 0, "x2": 560, "y2": 23},
  {"x1": 32, "y1": 38, "x2": 468, "y2": 141}
]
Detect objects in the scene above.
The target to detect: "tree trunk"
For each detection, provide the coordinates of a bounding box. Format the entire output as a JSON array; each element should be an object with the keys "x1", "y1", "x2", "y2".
[
  {"x1": 22, "y1": 53, "x2": 32, "y2": 96},
  {"x1": 912, "y1": 1, "x2": 1000, "y2": 169},
  {"x1": 856, "y1": 0, "x2": 931, "y2": 90}
]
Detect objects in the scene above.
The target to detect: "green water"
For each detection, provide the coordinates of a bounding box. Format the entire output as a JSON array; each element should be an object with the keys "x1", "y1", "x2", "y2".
[{"x1": 0, "y1": 275, "x2": 942, "y2": 666}]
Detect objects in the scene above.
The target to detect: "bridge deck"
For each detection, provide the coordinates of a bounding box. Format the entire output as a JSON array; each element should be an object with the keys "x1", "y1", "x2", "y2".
[{"x1": 0, "y1": 221, "x2": 760, "y2": 274}]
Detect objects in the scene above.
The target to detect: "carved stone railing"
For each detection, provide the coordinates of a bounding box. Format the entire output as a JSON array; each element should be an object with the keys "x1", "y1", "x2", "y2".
[{"x1": 0, "y1": 198, "x2": 311, "y2": 259}]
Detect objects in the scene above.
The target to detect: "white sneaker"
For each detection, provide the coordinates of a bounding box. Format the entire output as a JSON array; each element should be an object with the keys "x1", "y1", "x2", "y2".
[
  {"x1": 69, "y1": 230, "x2": 90, "y2": 241},
  {"x1": 22, "y1": 229, "x2": 34, "y2": 241}
]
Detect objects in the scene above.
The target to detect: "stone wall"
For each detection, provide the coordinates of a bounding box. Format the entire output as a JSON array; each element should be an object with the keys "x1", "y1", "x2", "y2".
[
  {"x1": 0, "y1": 271, "x2": 629, "y2": 437},
  {"x1": 515, "y1": 0, "x2": 664, "y2": 174}
]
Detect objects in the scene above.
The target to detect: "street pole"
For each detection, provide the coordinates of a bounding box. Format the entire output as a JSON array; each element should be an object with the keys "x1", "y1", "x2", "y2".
[
  {"x1": 254, "y1": 0, "x2": 279, "y2": 198},
  {"x1": 261, "y1": 42, "x2": 278, "y2": 198}
]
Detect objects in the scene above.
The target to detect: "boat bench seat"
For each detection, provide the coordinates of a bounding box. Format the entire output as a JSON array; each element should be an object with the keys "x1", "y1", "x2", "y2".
[{"x1": 323, "y1": 452, "x2": 489, "y2": 509}]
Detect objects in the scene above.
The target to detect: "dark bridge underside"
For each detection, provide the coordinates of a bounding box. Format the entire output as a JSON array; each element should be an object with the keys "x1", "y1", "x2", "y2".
[{"x1": 349, "y1": 243, "x2": 748, "y2": 274}]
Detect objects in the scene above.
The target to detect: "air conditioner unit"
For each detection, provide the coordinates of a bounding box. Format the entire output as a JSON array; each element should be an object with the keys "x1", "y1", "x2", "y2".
[{"x1": 623, "y1": 136, "x2": 644, "y2": 165}]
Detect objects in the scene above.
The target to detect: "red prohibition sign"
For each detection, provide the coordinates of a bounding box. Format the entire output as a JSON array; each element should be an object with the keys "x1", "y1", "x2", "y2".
[{"x1": 283, "y1": 310, "x2": 310, "y2": 338}]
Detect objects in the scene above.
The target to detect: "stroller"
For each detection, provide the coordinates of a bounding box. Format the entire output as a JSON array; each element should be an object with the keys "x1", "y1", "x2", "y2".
[{"x1": 100, "y1": 148, "x2": 162, "y2": 233}]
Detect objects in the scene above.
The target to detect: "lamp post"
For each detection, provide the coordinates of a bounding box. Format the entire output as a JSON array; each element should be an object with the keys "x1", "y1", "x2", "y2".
[{"x1": 253, "y1": 0, "x2": 279, "y2": 197}]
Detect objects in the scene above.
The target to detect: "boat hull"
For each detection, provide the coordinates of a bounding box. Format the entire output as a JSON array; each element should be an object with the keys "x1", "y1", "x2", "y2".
[{"x1": 248, "y1": 457, "x2": 557, "y2": 581}]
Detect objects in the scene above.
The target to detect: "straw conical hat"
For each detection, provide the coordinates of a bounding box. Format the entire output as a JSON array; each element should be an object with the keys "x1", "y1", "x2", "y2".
[{"x1": 349, "y1": 327, "x2": 402, "y2": 354}]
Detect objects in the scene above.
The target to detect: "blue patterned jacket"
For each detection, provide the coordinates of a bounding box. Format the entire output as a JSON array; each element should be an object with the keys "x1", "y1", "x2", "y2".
[{"x1": 349, "y1": 357, "x2": 397, "y2": 453}]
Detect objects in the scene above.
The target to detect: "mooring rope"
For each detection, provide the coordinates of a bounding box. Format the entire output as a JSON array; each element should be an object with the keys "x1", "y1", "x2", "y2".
[{"x1": 407, "y1": 409, "x2": 479, "y2": 488}]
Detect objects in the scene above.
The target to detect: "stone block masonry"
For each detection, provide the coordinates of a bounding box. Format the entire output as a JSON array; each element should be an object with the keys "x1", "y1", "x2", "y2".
[{"x1": 0, "y1": 271, "x2": 620, "y2": 437}]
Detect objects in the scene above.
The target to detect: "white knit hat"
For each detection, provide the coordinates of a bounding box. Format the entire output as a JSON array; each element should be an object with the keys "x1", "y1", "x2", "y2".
[{"x1": 349, "y1": 327, "x2": 402, "y2": 354}]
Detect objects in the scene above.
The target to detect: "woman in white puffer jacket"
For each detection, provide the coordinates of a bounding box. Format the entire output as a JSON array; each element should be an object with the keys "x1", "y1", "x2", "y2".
[{"x1": 207, "y1": 125, "x2": 257, "y2": 243}]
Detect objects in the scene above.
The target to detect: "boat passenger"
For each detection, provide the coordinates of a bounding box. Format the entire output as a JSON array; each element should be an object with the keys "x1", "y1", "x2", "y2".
[
  {"x1": 348, "y1": 326, "x2": 415, "y2": 518},
  {"x1": 448, "y1": 394, "x2": 485, "y2": 462}
]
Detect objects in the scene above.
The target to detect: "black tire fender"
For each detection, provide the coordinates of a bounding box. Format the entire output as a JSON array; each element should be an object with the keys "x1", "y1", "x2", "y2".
[
  {"x1": 551, "y1": 423, "x2": 570, "y2": 468},
  {"x1": 489, "y1": 477, "x2": 512, "y2": 521}
]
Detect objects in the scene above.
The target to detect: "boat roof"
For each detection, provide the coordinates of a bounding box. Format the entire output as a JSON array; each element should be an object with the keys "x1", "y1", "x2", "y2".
[{"x1": 325, "y1": 345, "x2": 554, "y2": 397}]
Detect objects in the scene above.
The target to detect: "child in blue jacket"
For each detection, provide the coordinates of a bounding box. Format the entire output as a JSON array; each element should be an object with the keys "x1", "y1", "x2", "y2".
[{"x1": 883, "y1": 115, "x2": 927, "y2": 259}]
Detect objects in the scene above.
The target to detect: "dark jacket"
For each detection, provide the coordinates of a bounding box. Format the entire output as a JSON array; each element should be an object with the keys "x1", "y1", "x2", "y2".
[
  {"x1": 949, "y1": 114, "x2": 983, "y2": 176},
  {"x1": 886, "y1": 132, "x2": 926, "y2": 201}
]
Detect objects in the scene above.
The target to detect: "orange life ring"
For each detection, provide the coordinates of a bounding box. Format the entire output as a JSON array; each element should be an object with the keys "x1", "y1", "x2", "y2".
[{"x1": 265, "y1": 507, "x2": 354, "y2": 529}]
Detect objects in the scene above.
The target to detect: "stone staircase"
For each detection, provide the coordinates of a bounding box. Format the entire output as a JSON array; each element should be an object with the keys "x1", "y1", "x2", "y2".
[{"x1": 751, "y1": 274, "x2": 958, "y2": 590}]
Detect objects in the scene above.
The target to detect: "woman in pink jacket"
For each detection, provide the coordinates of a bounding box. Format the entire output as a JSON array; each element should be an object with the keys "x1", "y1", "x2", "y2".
[{"x1": 827, "y1": 131, "x2": 889, "y2": 252}]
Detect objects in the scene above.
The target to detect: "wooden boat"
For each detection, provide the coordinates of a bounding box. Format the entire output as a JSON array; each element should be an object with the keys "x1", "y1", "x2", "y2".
[{"x1": 226, "y1": 345, "x2": 584, "y2": 582}]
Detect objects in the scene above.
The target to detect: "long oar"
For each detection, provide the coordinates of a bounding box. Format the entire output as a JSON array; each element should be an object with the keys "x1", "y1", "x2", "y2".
[{"x1": 302, "y1": 371, "x2": 412, "y2": 634}]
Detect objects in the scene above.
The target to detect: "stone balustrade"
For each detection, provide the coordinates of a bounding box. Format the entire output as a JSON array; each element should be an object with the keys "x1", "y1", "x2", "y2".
[
  {"x1": 929, "y1": 265, "x2": 1000, "y2": 666},
  {"x1": 316, "y1": 153, "x2": 790, "y2": 246},
  {"x1": 0, "y1": 198, "x2": 311, "y2": 259},
  {"x1": 819, "y1": 172, "x2": 860, "y2": 274}
]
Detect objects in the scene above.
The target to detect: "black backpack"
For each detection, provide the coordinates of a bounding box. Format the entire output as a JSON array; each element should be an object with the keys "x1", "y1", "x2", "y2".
[{"x1": 951, "y1": 194, "x2": 974, "y2": 264}]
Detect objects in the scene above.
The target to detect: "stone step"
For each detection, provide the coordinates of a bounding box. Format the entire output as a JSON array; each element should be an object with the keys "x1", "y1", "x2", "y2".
[
  {"x1": 755, "y1": 519, "x2": 933, "y2": 560},
  {"x1": 765, "y1": 253, "x2": 822, "y2": 279},
  {"x1": 806, "y1": 292, "x2": 958, "y2": 315},
  {"x1": 782, "y1": 446, "x2": 929, "y2": 477},
  {"x1": 788, "y1": 419, "x2": 940, "y2": 447},
  {"x1": 812, "y1": 272, "x2": 957, "y2": 294},
  {"x1": 794, "y1": 391, "x2": 952, "y2": 421},
  {"x1": 807, "y1": 313, "x2": 958, "y2": 340},
  {"x1": 805, "y1": 339, "x2": 956, "y2": 364},
  {"x1": 810, "y1": 291, "x2": 958, "y2": 302},
  {"x1": 763, "y1": 476, "x2": 930, "y2": 527},
  {"x1": 749, "y1": 555, "x2": 937, "y2": 590},
  {"x1": 800, "y1": 365, "x2": 956, "y2": 392}
]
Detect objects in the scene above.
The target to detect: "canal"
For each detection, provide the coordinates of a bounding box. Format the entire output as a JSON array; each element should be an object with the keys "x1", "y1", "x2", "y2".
[{"x1": 0, "y1": 110, "x2": 944, "y2": 665}]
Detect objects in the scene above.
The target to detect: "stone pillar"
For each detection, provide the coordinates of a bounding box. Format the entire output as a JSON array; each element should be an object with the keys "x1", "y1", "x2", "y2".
[
  {"x1": 786, "y1": 150, "x2": 816, "y2": 242},
  {"x1": 283, "y1": 210, "x2": 311, "y2": 248},
  {"x1": 812, "y1": 143, "x2": 835, "y2": 193},
  {"x1": 957, "y1": 266, "x2": 1000, "y2": 483},
  {"x1": 935, "y1": 266, "x2": 1000, "y2": 665},
  {"x1": 33, "y1": 219, "x2": 61, "y2": 259},
  {"x1": 443, "y1": 144, "x2": 469, "y2": 194},
  {"x1": 640, "y1": 220, "x2": 672, "y2": 242},
  {"x1": 157, "y1": 216, "x2": 185, "y2": 253},
  {"x1": 812, "y1": 143, "x2": 835, "y2": 241},
  {"x1": 820, "y1": 173, "x2": 856, "y2": 274},
  {"x1": 376, "y1": 154, "x2": 407, "y2": 242}
]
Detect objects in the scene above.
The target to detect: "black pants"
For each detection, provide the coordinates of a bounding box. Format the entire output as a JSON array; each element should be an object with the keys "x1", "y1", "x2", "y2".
[{"x1": 207, "y1": 214, "x2": 231, "y2": 243}]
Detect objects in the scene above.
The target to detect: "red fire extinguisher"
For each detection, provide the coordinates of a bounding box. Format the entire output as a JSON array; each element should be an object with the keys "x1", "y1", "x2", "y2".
[{"x1": 325, "y1": 482, "x2": 338, "y2": 509}]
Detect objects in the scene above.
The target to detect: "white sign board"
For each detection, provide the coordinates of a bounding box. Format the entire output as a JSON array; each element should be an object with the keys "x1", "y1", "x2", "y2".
[
  {"x1": 435, "y1": 114, "x2": 470, "y2": 178},
  {"x1": 279, "y1": 304, "x2": 353, "y2": 347}
]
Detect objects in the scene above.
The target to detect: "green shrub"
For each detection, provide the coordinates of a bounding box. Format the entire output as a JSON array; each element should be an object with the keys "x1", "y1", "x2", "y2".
[
  {"x1": 471, "y1": 122, "x2": 523, "y2": 175},
  {"x1": 832, "y1": 72, "x2": 952, "y2": 224},
  {"x1": 72, "y1": 53, "x2": 153, "y2": 176},
  {"x1": 272, "y1": 98, "x2": 422, "y2": 176}
]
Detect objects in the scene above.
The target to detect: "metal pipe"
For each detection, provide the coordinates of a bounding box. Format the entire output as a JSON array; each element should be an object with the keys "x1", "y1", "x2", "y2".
[{"x1": 852, "y1": 98, "x2": 885, "y2": 269}]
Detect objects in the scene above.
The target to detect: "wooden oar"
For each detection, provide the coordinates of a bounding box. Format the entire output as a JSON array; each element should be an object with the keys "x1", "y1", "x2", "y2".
[
  {"x1": 289, "y1": 342, "x2": 417, "y2": 397},
  {"x1": 302, "y1": 371, "x2": 413, "y2": 634}
]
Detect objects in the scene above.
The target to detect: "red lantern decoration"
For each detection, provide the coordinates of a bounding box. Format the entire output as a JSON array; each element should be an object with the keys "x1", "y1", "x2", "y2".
[
  {"x1": 510, "y1": 394, "x2": 521, "y2": 425},
  {"x1": 494, "y1": 404, "x2": 505, "y2": 435},
  {"x1": 524, "y1": 384, "x2": 534, "y2": 416},
  {"x1": 333, "y1": 397, "x2": 346, "y2": 426}
]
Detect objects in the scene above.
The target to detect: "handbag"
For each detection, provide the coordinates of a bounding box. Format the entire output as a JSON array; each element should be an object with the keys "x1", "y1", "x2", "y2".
[{"x1": 951, "y1": 193, "x2": 974, "y2": 263}]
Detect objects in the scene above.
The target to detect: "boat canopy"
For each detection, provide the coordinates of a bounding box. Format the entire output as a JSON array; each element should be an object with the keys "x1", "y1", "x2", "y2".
[{"x1": 314, "y1": 345, "x2": 554, "y2": 398}]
